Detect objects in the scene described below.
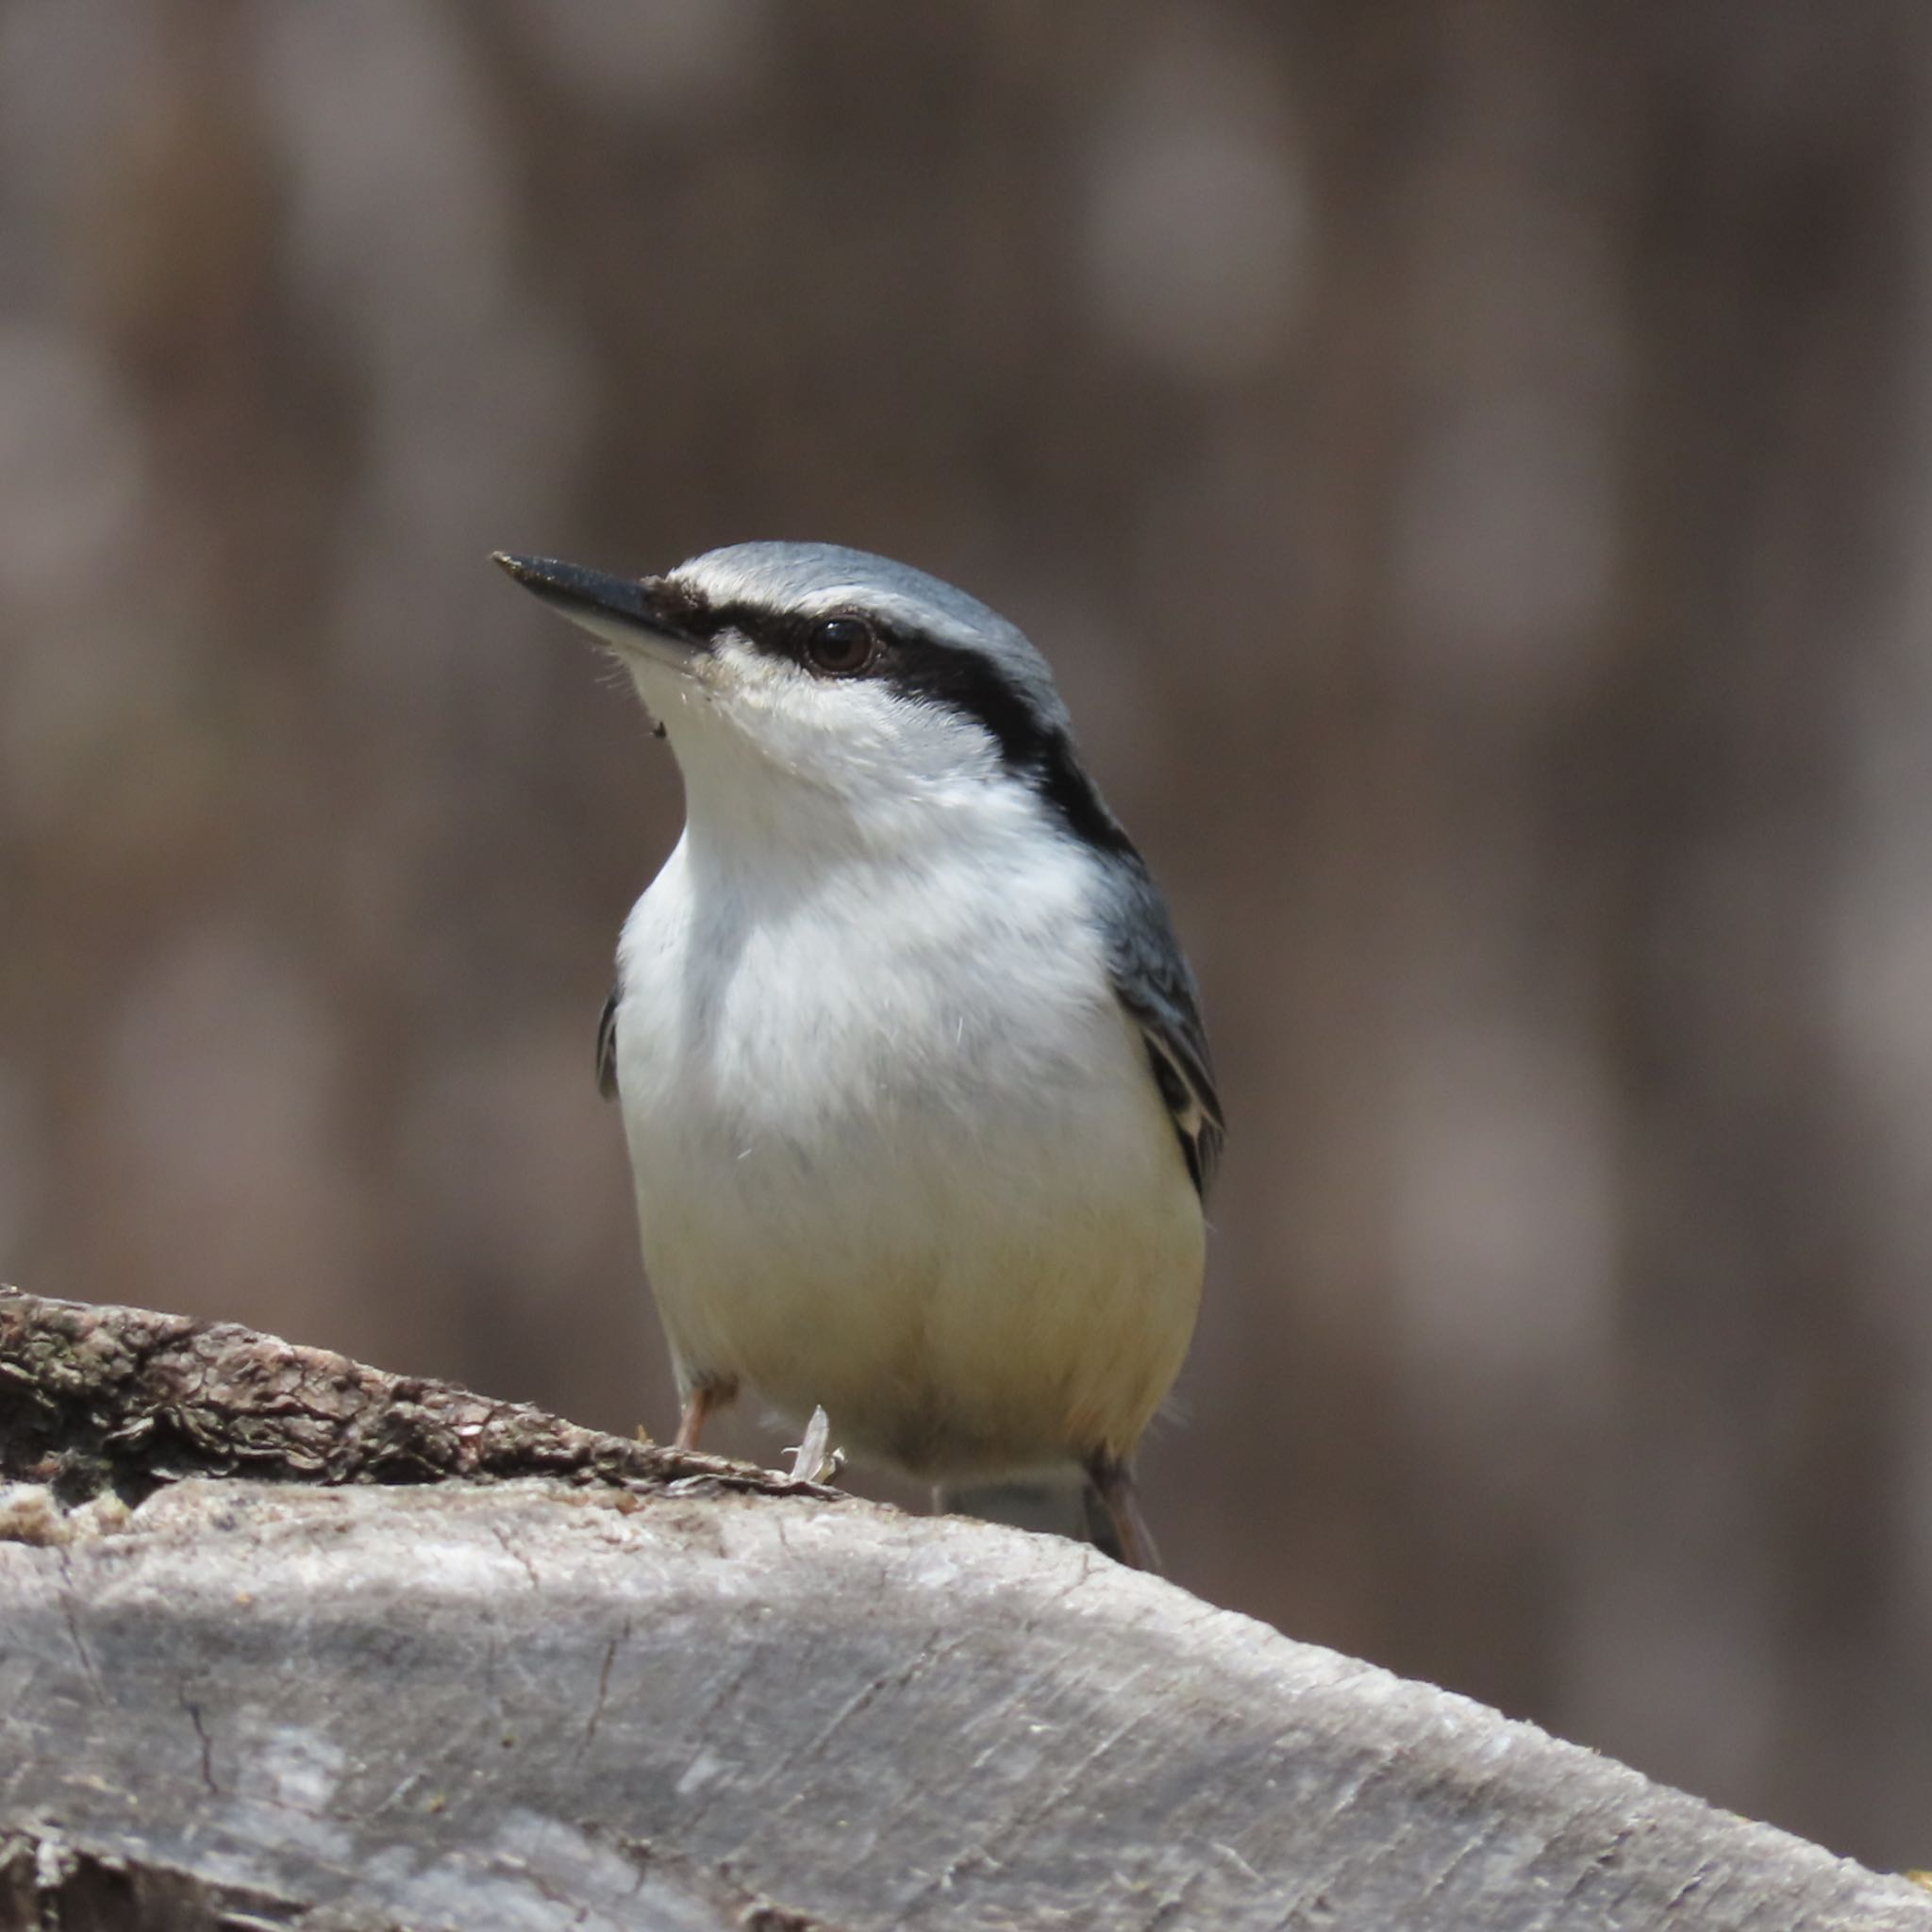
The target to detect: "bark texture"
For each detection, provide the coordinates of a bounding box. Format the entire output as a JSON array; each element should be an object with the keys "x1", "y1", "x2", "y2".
[
  {"x1": 1, "y1": 1289, "x2": 1927, "y2": 1932},
  {"x1": 0, "y1": 1283, "x2": 816, "y2": 1507}
]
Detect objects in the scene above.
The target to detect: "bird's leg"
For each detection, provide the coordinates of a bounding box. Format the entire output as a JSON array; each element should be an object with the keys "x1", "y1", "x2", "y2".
[
  {"x1": 674, "y1": 1378, "x2": 735, "y2": 1452},
  {"x1": 1084, "y1": 1453, "x2": 1162, "y2": 1574}
]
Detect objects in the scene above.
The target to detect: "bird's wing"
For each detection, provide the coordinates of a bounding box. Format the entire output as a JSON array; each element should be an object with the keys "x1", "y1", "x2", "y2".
[
  {"x1": 596, "y1": 984, "x2": 620, "y2": 1100},
  {"x1": 1103, "y1": 863, "x2": 1224, "y2": 1200}
]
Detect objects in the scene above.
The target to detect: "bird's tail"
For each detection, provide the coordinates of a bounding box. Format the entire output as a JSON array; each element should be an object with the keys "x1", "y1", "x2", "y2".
[{"x1": 936, "y1": 1470, "x2": 1160, "y2": 1573}]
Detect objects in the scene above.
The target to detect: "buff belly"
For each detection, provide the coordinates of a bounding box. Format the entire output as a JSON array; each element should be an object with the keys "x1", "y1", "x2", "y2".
[{"x1": 620, "y1": 1002, "x2": 1205, "y2": 1481}]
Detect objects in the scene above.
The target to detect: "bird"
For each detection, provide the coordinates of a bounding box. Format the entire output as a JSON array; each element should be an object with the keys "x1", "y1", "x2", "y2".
[{"x1": 493, "y1": 541, "x2": 1223, "y2": 1570}]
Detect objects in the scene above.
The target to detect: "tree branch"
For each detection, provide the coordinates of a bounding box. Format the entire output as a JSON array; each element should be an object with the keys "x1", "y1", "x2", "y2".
[{"x1": 2, "y1": 1287, "x2": 1924, "y2": 1931}]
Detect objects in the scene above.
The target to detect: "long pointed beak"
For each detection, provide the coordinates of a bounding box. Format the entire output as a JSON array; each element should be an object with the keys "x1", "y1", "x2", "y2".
[{"x1": 491, "y1": 552, "x2": 708, "y2": 673}]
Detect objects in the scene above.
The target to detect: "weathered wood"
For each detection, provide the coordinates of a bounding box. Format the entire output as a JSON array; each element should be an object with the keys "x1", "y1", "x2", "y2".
[
  {"x1": 0, "y1": 1285, "x2": 829, "y2": 1507},
  {"x1": 1, "y1": 1289, "x2": 1925, "y2": 1932}
]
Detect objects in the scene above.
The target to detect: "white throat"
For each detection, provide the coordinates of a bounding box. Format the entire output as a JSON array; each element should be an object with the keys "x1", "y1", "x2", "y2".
[{"x1": 626, "y1": 649, "x2": 1030, "y2": 881}]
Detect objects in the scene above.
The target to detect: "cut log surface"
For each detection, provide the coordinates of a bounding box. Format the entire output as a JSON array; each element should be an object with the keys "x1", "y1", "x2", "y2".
[{"x1": 0, "y1": 1289, "x2": 1924, "y2": 1932}]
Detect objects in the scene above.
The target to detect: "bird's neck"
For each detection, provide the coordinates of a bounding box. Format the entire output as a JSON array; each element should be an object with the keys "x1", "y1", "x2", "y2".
[{"x1": 672, "y1": 737, "x2": 1047, "y2": 892}]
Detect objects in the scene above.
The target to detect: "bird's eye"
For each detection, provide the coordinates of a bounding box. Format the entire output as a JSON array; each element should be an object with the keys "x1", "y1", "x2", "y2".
[{"x1": 804, "y1": 616, "x2": 878, "y2": 676}]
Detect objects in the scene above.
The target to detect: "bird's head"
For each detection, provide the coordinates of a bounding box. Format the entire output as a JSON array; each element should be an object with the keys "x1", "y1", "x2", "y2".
[{"x1": 494, "y1": 541, "x2": 1125, "y2": 856}]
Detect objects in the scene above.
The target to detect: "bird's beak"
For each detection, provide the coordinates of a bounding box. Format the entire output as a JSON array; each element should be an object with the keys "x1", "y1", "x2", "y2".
[{"x1": 491, "y1": 552, "x2": 708, "y2": 674}]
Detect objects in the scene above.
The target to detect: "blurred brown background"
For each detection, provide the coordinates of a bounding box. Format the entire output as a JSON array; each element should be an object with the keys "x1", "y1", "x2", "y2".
[{"x1": 3, "y1": 0, "x2": 1929, "y2": 1869}]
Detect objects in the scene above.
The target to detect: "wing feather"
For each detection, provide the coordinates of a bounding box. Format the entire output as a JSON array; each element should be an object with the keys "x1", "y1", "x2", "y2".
[
  {"x1": 595, "y1": 984, "x2": 621, "y2": 1100},
  {"x1": 1102, "y1": 862, "x2": 1224, "y2": 1199},
  {"x1": 1115, "y1": 976, "x2": 1224, "y2": 1198}
]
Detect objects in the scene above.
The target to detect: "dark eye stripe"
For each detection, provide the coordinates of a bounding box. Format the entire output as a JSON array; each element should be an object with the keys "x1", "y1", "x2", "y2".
[{"x1": 680, "y1": 592, "x2": 1139, "y2": 858}]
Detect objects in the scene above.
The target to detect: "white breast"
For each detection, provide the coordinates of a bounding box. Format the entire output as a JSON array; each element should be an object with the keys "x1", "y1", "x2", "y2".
[{"x1": 612, "y1": 791, "x2": 1204, "y2": 1482}]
